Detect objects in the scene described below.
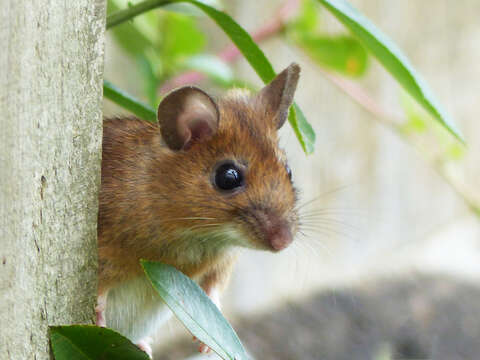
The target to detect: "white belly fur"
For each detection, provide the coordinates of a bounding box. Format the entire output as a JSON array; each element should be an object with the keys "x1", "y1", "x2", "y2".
[{"x1": 105, "y1": 274, "x2": 172, "y2": 343}]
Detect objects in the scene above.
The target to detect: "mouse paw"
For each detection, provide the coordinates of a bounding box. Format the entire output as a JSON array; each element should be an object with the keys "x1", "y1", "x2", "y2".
[
  {"x1": 95, "y1": 303, "x2": 106, "y2": 327},
  {"x1": 198, "y1": 342, "x2": 212, "y2": 354},
  {"x1": 136, "y1": 338, "x2": 153, "y2": 358},
  {"x1": 193, "y1": 336, "x2": 212, "y2": 354}
]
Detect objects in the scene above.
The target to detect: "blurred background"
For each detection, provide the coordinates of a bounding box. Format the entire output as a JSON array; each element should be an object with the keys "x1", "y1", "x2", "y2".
[{"x1": 103, "y1": 0, "x2": 480, "y2": 359}]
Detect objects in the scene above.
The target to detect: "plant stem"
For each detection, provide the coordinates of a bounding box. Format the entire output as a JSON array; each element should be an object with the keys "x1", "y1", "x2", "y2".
[
  {"x1": 107, "y1": 0, "x2": 173, "y2": 29},
  {"x1": 318, "y1": 69, "x2": 480, "y2": 218}
]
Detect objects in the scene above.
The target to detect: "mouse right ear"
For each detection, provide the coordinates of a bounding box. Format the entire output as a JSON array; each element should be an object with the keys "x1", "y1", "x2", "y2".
[
  {"x1": 256, "y1": 63, "x2": 300, "y2": 129},
  {"x1": 157, "y1": 86, "x2": 219, "y2": 151}
]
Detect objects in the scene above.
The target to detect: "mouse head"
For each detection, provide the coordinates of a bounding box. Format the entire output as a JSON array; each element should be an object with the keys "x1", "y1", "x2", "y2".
[{"x1": 155, "y1": 63, "x2": 300, "y2": 253}]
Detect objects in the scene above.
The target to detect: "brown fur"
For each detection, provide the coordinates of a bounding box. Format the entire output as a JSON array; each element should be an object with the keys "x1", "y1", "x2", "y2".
[{"x1": 98, "y1": 88, "x2": 298, "y2": 297}]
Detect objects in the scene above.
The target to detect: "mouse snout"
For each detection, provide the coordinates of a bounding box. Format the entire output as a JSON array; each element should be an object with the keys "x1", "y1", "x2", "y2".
[{"x1": 252, "y1": 209, "x2": 293, "y2": 251}]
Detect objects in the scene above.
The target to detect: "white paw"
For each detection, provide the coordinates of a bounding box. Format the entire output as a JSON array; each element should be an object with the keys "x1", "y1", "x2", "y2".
[{"x1": 136, "y1": 338, "x2": 153, "y2": 358}]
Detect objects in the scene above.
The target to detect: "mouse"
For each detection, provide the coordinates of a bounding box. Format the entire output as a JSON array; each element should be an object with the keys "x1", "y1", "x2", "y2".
[{"x1": 97, "y1": 63, "x2": 301, "y2": 357}]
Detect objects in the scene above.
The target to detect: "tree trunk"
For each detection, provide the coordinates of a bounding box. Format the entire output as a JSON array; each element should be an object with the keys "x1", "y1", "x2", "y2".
[{"x1": 0, "y1": 1, "x2": 106, "y2": 359}]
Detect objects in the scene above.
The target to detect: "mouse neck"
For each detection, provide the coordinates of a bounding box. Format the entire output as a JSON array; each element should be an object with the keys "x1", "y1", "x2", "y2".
[
  {"x1": 161, "y1": 225, "x2": 247, "y2": 266},
  {"x1": 99, "y1": 224, "x2": 245, "y2": 293}
]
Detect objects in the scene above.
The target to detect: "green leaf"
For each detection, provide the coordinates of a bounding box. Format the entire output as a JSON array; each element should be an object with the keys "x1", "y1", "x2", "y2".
[
  {"x1": 180, "y1": 0, "x2": 275, "y2": 83},
  {"x1": 104, "y1": 80, "x2": 157, "y2": 122},
  {"x1": 163, "y1": 0, "x2": 224, "y2": 16},
  {"x1": 400, "y1": 92, "x2": 465, "y2": 161},
  {"x1": 316, "y1": 0, "x2": 464, "y2": 143},
  {"x1": 106, "y1": 0, "x2": 316, "y2": 153},
  {"x1": 50, "y1": 325, "x2": 150, "y2": 360},
  {"x1": 161, "y1": 12, "x2": 206, "y2": 60},
  {"x1": 107, "y1": 0, "x2": 157, "y2": 55},
  {"x1": 291, "y1": 0, "x2": 320, "y2": 33},
  {"x1": 137, "y1": 55, "x2": 160, "y2": 107},
  {"x1": 141, "y1": 260, "x2": 250, "y2": 360},
  {"x1": 290, "y1": 104, "x2": 315, "y2": 154},
  {"x1": 295, "y1": 34, "x2": 368, "y2": 77}
]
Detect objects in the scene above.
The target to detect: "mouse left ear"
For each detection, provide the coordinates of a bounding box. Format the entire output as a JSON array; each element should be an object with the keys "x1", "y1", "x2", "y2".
[
  {"x1": 158, "y1": 86, "x2": 219, "y2": 151},
  {"x1": 256, "y1": 63, "x2": 300, "y2": 129}
]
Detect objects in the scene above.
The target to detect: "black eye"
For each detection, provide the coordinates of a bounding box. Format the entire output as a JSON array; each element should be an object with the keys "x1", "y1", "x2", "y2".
[
  {"x1": 214, "y1": 162, "x2": 244, "y2": 191},
  {"x1": 285, "y1": 164, "x2": 292, "y2": 181}
]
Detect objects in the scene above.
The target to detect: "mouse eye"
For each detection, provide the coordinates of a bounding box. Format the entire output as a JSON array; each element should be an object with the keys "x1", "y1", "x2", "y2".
[
  {"x1": 285, "y1": 164, "x2": 292, "y2": 181},
  {"x1": 214, "y1": 162, "x2": 244, "y2": 192}
]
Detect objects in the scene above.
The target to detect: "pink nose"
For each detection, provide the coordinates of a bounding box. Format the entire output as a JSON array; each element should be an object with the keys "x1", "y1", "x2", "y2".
[{"x1": 265, "y1": 222, "x2": 293, "y2": 251}]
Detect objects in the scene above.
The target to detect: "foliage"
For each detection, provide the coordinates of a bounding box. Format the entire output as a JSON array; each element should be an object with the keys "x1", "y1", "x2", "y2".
[
  {"x1": 316, "y1": 0, "x2": 463, "y2": 143},
  {"x1": 51, "y1": 262, "x2": 249, "y2": 360},
  {"x1": 142, "y1": 261, "x2": 250, "y2": 360},
  {"x1": 288, "y1": 0, "x2": 369, "y2": 77},
  {"x1": 104, "y1": 0, "x2": 463, "y2": 155},
  {"x1": 50, "y1": 326, "x2": 150, "y2": 359}
]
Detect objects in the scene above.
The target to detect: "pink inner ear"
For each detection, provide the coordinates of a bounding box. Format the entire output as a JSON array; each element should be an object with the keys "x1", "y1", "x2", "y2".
[
  {"x1": 190, "y1": 120, "x2": 213, "y2": 142},
  {"x1": 159, "y1": 86, "x2": 219, "y2": 151},
  {"x1": 182, "y1": 119, "x2": 214, "y2": 150}
]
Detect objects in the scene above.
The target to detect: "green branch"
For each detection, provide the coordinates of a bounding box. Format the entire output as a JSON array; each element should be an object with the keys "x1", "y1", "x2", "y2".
[{"x1": 107, "y1": 0, "x2": 173, "y2": 29}]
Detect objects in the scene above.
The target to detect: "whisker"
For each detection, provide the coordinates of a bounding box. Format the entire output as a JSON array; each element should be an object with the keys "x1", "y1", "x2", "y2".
[
  {"x1": 160, "y1": 217, "x2": 216, "y2": 223},
  {"x1": 298, "y1": 208, "x2": 364, "y2": 217},
  {"x1": 295, "y1": 184, "x2": 352, "y2": 211},
  {"x1": 297, "y1": 235, "x2": 334, "y2": 257},
  {"x1": 299, "y1": 224, "x2": 355, "y2": 240},
  {"x1": 187, "y1": 223, "x2": 223, "y2": 232},
  {"x1": 299, "y1": 218, "x2": 360, "y2": 232}
]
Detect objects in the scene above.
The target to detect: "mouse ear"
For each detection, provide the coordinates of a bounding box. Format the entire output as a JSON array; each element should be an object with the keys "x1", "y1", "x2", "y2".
[
  {"x1": 158, "y1": 86, "x2": 219, "y2": 151},
  {"x1": 256, "y1": 63, "x2": 300, "y2": 129}
]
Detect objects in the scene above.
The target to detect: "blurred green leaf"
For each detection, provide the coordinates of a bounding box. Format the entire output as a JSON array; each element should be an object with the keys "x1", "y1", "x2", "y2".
[
  {"x1": 137, "y1": 55, "x2": 160, "y2": 107},
  {"x1": 164, "y1": 0, "x2": 223, "y2": 16},
  {"x1": 182, "y1": 0, "x2": 275, "y2": 82},
  {"x1": 316, "y1": 0, "x2": 464, "y2": 143},
  {"x1": 107, "y1": 0, "x2": 155, "y2": 55},
  {"x1": 296, "y1": 35, "x2": 368, "y2": 77},
  {"x1": 400, "y1": 92, "x2": 427, "y2": 134},
  {"x1": 161, "y1": 12, "x2": 206, "y2": 60},
  {"x1": 401, "y1": 92, "x2": 465, "y2": 161},
  {"x1": 106, "y1": 0, "x2": 316, "y2": 153},
  {"x1": 290, "y1": 0, "x2": 320, "y2": 33},
  {"x1": 50, "y1": 325, "x2": 149, "y2": 360},
  {"x1": 142, "y1": 260, "x2": 250, "y2": 360},
  {"x1": 182, "y1": 54, "x2": 234, "y2": 85},
  {"x1": 104, "y1": 80, "x2": 157, "y2": 122}
]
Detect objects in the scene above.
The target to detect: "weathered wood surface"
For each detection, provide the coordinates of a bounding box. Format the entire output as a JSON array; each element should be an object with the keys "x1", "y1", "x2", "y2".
[{"x1": 0, "y1": 1, "x2": 106, "y2": 358}]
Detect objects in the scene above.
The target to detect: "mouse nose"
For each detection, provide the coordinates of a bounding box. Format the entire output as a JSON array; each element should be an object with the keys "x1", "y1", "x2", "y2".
[
  {"x1": 253, "y1": 209, "x2": 293, "y2": 251},
  {"x1": 266, "y1": 221, "x2": 293, "y2": 251}
]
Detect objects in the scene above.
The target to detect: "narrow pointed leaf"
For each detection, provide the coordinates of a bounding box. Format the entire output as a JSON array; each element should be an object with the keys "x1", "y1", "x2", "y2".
[
  {"x1": 316, "y1": 0, "x2": 464, "y2": 143},
  {"x1": 294, "y1": 35, "x2": 368, "y2": 77},
  {"x1": 289, "y1": 104, "x2": 315, "y2": 154},
  {"x1": 50, "y1": 325, "x2": 149, "y2": 360},
  {"x1": 141, "y1": 260, "x2": 250, "y2": 360},
  {"x1": 104, "y1": 80, "x2": 157, "y2": 122}
]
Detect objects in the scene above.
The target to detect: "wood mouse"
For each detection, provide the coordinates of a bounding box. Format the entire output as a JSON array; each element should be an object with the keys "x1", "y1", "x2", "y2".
[{"x1": 97, "y1": 63, "x2": 301, "y2": 357}]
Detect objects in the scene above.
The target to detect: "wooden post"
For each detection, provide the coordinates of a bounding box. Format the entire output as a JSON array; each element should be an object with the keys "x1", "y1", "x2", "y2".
[{"x1": 0, "y1": 1, "x2": 106, "y2": 358}]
